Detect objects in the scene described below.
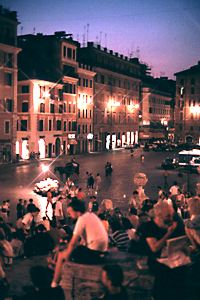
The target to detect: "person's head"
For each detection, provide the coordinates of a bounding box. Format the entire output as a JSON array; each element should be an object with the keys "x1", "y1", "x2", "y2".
[
  {"x1": 90, "y1": 195, "x2": 96, "y2": 201},
  {"x1": 18, "y1": 199, "x2": 23, "y2": 203},
  {"x1": 67, "y1": 199, "x2": 86, "y2": 219},
  {"x1": 153, "y1": 201, "x2": 174, "y2": 228},
  {"x1": 129, "y1": 206, "x2": 137, "y2": 216},
  {"x1": 101, "y1": 264, "x2": 124, "y2": 290},
  {"x1": 47, "y1": 191, "x2": 52, "y2": 198},
  {"x1": 36, "y1": 224, "x2": 46, "y2": 233},
  {"x1": 31, "y1": 206, "x2": 40, "y2": 216},
  {"x1": 121, "y1": 217, "x2": 133, "y2": 230},
  {"x1": 188, "y1": 196, "x2": 200, "y2": 217},
  {"x1": 29, "y1": 198, "x2": 33, "y2": 203}
]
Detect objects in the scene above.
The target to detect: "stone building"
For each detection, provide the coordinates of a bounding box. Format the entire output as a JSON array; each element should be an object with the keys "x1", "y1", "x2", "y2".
[
  {"x1": 175, "y1": 61, "x2": 200, "y2": 144},
  {"x1": 139, "y1": 77, "x2": 175, "y2": 142},
  {"x1": 78, "y1": 42, "x2": 142, "y2": 151},
  {"x1": 0, "y1": 6, "x2": 21, "y2": 161},
  {"x1": 17, "y1": 32, "x2": 95, "y2": 158}
]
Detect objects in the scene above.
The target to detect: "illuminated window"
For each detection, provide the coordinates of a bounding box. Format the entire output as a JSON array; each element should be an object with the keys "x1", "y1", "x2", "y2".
[{"x1": 40, "y1": 103, "x2": 45, "y2": 113}]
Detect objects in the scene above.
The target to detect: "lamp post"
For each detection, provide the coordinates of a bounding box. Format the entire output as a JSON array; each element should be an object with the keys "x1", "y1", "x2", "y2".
[{"x1": 108, "y1": 100, "x2": 120, "y2": 150}]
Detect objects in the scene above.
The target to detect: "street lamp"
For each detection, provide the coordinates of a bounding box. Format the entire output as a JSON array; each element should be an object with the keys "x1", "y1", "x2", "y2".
[{"x1": 108, "y1": 100, "x2": 120, "y2": 150}]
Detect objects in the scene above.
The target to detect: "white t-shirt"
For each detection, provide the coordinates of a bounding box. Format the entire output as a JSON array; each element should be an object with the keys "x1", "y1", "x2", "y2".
[
  {"x1": 169, "y1": 185, "x2": 179, "y2": 196},
  {"x1": 22, "y1": 213, "x2": 33, "y2": 230},
  {"x1": 73, "y1": 212, "x2": 108, "y2": 251},
  {"x1": 54, "y1": 200, "x2": 63, "y2": 218}
]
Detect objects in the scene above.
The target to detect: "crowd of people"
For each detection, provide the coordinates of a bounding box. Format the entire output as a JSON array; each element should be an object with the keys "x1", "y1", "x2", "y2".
[{"x1": 0, "y1": 165, "x2": 200, "y2": 299}]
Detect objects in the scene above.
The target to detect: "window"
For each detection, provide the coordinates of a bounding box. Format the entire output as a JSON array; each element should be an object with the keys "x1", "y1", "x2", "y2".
[
  {"x1": 73, "y1": 49, "x2": 76, "y2": 60},
  {"x1": 38, "y1": 120, "x2": 44, "y2": 131},
  {"x1": 49, "y1": 120, "x2": 52, "y2": 131},
  {"x1": 22, "y1": 102, "x2": 28, "y2": 112},
  {"x1": 59, "y1": 105, "x2": 63, "y2": 113},
  {"x1": 78, "y1": 109, "x2": 80, "y2": 118},
  {"x1": 73, "y1": 104, "x2": 76, "y2": 113},
  {"x1": 72, "y1": 121, "x2": 77, "y2": 131},
  {"x1": 78, "y1": 125, "x2": 80, "y2": 134},
  {"x1": 90, "y1": 80, "x2": 93, "y2": 88},
  {"x1": 4, "y1": 53, "x2": 13, "y2": 68},
  {"x1": 63, "y1": 103, "x2": 66, "y2": 112},
  {"x1": 56, "y1": 120, "x2": 62, "y2": 130},
  {"x1": 149, "y1": 107, "x2": 152, "y2": 113},
  {"x1": 64, "y1": 121, "x2": 67, "y2": 131},
  {"x1": 67, "y1": 48, "x2": 72, "y2": 59},
  {"x1": 50, "y1": 103, "x2": 55, "y2": 113},
  {"x1": 68, "y1": 121, "x2": 72, "y2": 131},
  {"x1": 4, "y1": 121, "x2": 10, "y2": 134},
  {"x1": 5, "y1": 73, "x2": 12, "y2": 86},
  {"x1": 5, "y1": 99, "x2": 13, "y2": 112},
  {"x1": 68, "y1": 104, "x2": 72, "y2": 113},
  {"x1": 63, "y1": 46, "x2": 67, "y2": 57},
  {"x1": 86, "y1": 109, "x2": 88, "y2": 118},
  {"x1": 21, "y1": 120, "x2": 28, "y2": 131},
  {"x1": 40, "y1": 103, "x2": 45, "y2": 113},
  {"x1": 21, "y1": 85, "x2": 29, "y2": 93},
  {"x1": 191, "y1": 78, "x2": 195, "y2": 85},
  {"x1": 82, "y1": 125, "x2": 85, "y2": 134}
]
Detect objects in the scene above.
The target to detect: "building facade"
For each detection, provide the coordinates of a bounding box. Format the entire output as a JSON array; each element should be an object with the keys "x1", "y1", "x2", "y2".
[
  {"x1": 0, "y1": 6, "x2": 21, "y2": 161},
  {"x1": 78, "y1": 42, "x2": 142, "y2": 151},
  {"x1": 17, "y1": 32, "x2": 95, "y2": 158},
  {"x1": 139, "y1": 79, "x2": 174, "y2": 142},
  {"x1": 175, "y1": 62, "x2": 200, "y2": 144}
]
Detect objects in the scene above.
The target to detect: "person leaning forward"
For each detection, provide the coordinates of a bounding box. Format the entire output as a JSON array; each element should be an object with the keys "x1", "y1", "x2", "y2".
[{"x1": 51, "y1": 199, "x2": 108, "y2": 287}]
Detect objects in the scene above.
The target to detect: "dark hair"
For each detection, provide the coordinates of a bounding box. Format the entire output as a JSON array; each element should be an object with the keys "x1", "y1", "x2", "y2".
[
  {"x1": 129, "y1": 207, "x2": 137, "y2": 215},
  {"x1": 68, "y1": 199, "x2": 86, "y2": 213},
  {"x1": 36, "y1": 224, "x2": 46, "y2": 232},
  {"x1": 103, "y1": 264, "x2": 124, "y2": 287},
  {"x1": 121, "y1": 217, "x2": 133, "y2": 230}
]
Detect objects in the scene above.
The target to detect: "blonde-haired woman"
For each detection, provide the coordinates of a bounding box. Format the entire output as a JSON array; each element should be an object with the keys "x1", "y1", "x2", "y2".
[{"x1": 185, "y1": 196, "x2": 200, "y2": 250}]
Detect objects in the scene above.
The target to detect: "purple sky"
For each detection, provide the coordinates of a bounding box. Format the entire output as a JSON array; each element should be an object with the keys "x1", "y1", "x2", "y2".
[{"x1": 2, "y1": 0, "x2": 200, "y2": 79}]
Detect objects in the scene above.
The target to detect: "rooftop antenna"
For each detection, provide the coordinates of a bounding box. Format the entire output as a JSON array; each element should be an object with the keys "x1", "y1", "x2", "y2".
[
  {"x1": 20, "y1": 26, "x2": 23, "y2": 35},
  {"x1": 136, "y1": 46, "x2": 140, "y2": 58},
  {"x1": 86, "y1": 23, "x2": 89, "y2": 43},
  {"x1": 104, "y1": 33, "x2": 107, "y2": 48},
  {"x1": 33, "y1": 27, "x2": 36, "y2": 35},
  {"x1": 99, "y1": 31, "x2": 102, "y2": 45},
  {"x1": 95, "y1": 35, "x2": 99, "y2": 44}
]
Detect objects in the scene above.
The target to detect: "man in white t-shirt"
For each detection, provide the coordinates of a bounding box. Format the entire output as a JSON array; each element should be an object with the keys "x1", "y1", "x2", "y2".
[
  {"x1": 51, "y1": 199, "x2": 108, "y2": 287},
  {"x1": 169, "y1": 181, "x2": 179, "y2": 196}
]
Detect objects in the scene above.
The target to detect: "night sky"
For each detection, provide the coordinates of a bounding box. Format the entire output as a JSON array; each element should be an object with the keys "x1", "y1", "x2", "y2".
[{"x1": 2, "y1": 0, "x2": 200, "y2": 79}]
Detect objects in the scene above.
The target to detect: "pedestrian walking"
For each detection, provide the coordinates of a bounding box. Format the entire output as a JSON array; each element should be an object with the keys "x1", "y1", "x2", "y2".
[
  {"x1": 95, "y1": 173, "x2": 102, "y2": 191},
  {"x1": 163, "y1": 169, "x2": 169, "y2": 189},
  {"x1": 16, "y1": 199, "x2": 24, "y2": 220}
]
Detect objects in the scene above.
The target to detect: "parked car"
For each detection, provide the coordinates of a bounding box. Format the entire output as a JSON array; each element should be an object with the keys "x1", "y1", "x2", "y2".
[{"x1": 161, "y1": 157, "x2": 178, "y2": 169}]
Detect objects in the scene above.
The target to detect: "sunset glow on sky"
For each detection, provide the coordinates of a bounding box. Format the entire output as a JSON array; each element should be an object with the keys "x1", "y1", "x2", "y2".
[{"x1": 2, "y1": 0, "x2": 200, "y2": 79}]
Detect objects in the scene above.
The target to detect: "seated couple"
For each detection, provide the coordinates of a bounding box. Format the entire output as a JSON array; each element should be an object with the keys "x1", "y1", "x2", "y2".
[{"x1": 51, "y1": 199, "x2": 108, "y2": 287}]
